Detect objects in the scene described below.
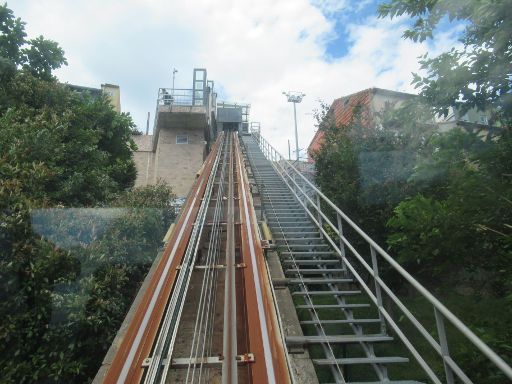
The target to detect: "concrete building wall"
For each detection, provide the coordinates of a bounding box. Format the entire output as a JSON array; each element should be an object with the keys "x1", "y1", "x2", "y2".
[
  {"x1": 132, "y1": 135, "x2": 155, "y2": 187},
  {"x1": 131, "y1": 112, "x2": 207, "y2": 198},
  {"x1": 371, "y1": 90, "x2": 412, "y2": 123},
  {"x1": 101, "y1": 84, "x2": 121, "y2": 112},
  {"x1": 154, "y1": 125, "x2": 205, "y2": 197},
  {"x1": 133, "y1": 151, "x2": 155, "y2": 187}
]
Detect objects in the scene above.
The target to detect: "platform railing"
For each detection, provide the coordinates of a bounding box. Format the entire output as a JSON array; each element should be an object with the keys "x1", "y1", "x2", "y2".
[
  {"x1": 157, "y1": 88, "x2": 197, "y2": 106},
  {"x1": 252, "y1": 131, "x2": 512, "y2": 384},
  {"x1": 151, "y1": 87, "x2": 211, "y2": 151}
]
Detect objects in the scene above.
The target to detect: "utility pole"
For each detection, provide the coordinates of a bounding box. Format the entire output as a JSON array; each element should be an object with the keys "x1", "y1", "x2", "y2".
[
  {"x1": 146, "y1": 112, "x2": 150, "y2": 135},
  {"x1": 282, "y1": 91, "x2": 305, "y2": 162}
]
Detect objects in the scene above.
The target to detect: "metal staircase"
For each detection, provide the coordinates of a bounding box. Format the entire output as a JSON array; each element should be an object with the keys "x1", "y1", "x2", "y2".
[
  {"x1": 240, "y1": 132, "x2": 512, "y2": 384},
  {"x1": 242, "y1": 135, "x2": 415, "y2": 383}
]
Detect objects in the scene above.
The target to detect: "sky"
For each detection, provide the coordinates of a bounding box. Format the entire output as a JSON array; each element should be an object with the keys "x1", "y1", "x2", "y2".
[{"x1": 9, "y1": 0, "x2": 462, "y2": 158}]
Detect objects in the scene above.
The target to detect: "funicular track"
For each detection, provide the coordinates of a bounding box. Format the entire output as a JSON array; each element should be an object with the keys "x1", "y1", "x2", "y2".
[{"x1": 102, "y1": 132, "x2": 290, "y2": 384}]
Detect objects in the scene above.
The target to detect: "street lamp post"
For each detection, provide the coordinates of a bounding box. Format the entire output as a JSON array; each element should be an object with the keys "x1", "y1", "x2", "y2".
[
  {"x1": 172, "y1": 68, "x2": 178, "y2": 93},
  {"x1": 282, "y1": 91, "x2": 305, "y2": 161}
]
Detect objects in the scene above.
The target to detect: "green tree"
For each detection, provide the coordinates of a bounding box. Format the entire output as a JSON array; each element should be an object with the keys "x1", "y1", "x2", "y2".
[
  {"x1": 378, "y1": 0, "x2": 512, "y2": 122},
  {"x1": 0, "y1": 3, "x2": 66, "y2": 82},
  {"x1": 386, "y1": 128, "x2": 512, "y2": 380},
  {"x1": 0, "y1": 4, "x2": 149, "y2": 382},
  {"x1": 312, "y1": 101, "x2": 432, "y2": 246}
]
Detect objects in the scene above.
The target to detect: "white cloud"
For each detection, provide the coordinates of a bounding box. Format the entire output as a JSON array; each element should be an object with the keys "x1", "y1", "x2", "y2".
[{"x1": 9, "y1": 0, "x2": 461, "y2": 157}]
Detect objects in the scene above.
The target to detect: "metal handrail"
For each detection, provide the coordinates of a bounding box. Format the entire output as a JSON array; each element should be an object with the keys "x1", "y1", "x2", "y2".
[
  {"x1": 157, "y1": 88, "x2": 195, "y2": 106},
  {"x1": 252, "y1": 131, "x2": 512, "y2": 383}
]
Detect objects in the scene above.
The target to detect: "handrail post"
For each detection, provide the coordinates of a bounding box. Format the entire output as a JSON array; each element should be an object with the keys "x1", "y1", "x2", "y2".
[
  {"x1": 434, "y1": 308, "x2": 455, "y2": 384},
  {"x1": 316, "y1": 193, "x2": 323, "y2": 238},
  {"x1": 370, "y1": 245, "x2": 387, "y2": 335},
  {"x1": 336, "y1": 213, "x2": 347, "y2": 272}
]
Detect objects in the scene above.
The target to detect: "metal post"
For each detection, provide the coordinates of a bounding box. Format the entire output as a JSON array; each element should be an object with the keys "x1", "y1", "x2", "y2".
[
  {"x1": 172, "y1": 68, "x2": 178, "y2": 93},
  {"x1": 336, "y1": 213, "x2": 347, "y2": 272},
  {"x1": 370, "y1": 245, "x2": 387, "y2": 335},
  {"x1": 288, "y1": 139, "x2": 291, "y2": 160},
  {"x1": 293, "y1": 102, "x2": 299, "y2": 162},
  {"x1": 316, "y1": 193, "x2": 323, "y2": 238},
  {"x1": 146, "y1": 112, "x2": 150, "y2": 135},
  {"x1": 434, "y1": 308, "x2": 455, "y2": 384}
]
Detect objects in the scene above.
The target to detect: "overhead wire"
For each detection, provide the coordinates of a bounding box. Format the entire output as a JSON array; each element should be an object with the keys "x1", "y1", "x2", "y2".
[{"x1": 185, "y1": 132, "x2": 231, "y2": 383}]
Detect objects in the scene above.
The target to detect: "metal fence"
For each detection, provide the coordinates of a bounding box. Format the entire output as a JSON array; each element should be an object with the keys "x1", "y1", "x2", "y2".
[{"x1": 252, "y1": 131, "x2": 512, "y2": 384}]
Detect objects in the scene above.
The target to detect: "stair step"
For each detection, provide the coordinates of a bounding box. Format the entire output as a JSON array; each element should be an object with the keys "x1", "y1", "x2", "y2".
[
  {"x1": 276, "y1": 238, "x2": 323, "y2": 242},
  {"x1": 296, "y1": 303, "x2": 370, "y2": 309},
  {"x1": 272, "y1": 226, "x2": 315, "y2": 230},
  {"x1": 266, "y1": 215, "x2": 307, "y2": 219},
  {"x1": 281, "y1": 251, "x2": 334, "y2": 256},
  {"x1": 313, "y1": 356, "x2": 409, "y2": 365},
  {"x1": 346, "y1": 381, "x2": 424, "y2": 384},
  {"x1": 292, "y1": 290, "x2": 361, "y2": 296},
  {"x1": 268, "y1": 219, "x2": 312, "y2": 224},
  {"x1": 288, "y1": 278, "x2": 351, "y2": 284},
  {"x1": 286, "y1": 335, "x2": 393, "y2": 345},
  {"x1": 278, "y1": 244, "x2": 330, "y2": 249},
  {"x1": 300, "y1": 319, "x2": 381, "y2": 325},
  {"x1": 286, "y1": 268, "x2": 346, "y2": 274},
  {"x1": 282, "y1": 260, "x2": 340, "y2": 265},
  {"x1": 274, "y1": 232, "x2": 320, "y2": 237}
]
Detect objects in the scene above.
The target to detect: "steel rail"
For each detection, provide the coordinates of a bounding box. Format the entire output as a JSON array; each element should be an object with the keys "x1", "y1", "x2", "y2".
[
  {"x1": 145, "y1": 133, "x2": 226, "y2": 384},
  {"x1": 234, "y1": 134, "x2": 291, "y2": 384},
  {"x1": 102, "y1": 133, "x2": 224, "y2": 384},
  {"x1": 252, "y1": 131, "x2": 512, "y2": 382},
  {"x1": 222, "y1": 132, "x2": 238, "y2": 384}
]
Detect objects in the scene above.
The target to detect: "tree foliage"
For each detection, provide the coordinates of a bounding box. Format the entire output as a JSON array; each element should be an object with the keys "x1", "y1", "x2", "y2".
[
  {"x1": 312, "y1": 100, "x2": 432, "y2": 245},
  {"x1": 0, "y1": 5, "x2": 165, "y2": 382},
  {"x1": 378, "y1": 0, "x2": 512, "y2": 121},
  {"x1": 0, "y1": 3, "x2": 66, "y2": 81},
  {"x1": 314, "y1": 100, "x2": 512, "y2": 378},
  {"x1": 314, "y1": 0, "x2": 512, "y2": 379}
]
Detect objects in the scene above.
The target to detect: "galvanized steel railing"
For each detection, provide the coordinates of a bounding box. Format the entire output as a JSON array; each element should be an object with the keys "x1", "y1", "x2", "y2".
[
  {"x1": 252, "y1": 131, "x2": 512, "y2": 383},
  {"x1": 157, "y1": 88, "x2": 198, "y2": 107}
]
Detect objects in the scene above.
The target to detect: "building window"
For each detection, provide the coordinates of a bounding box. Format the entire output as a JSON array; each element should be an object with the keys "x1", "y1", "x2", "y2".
[{"x1": 176, "y1": 134, "x2": 188, "y2": 144}]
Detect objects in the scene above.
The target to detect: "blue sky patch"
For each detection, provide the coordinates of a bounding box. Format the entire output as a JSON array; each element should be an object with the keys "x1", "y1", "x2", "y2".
[{"x1": 315, "y1": 0, "x2": 379, "y2": 60}]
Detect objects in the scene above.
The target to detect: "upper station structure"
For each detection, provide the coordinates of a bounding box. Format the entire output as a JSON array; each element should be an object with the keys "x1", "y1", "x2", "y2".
[{"x1": 131, "y1": 68, "x2": 249, "y2": 199}]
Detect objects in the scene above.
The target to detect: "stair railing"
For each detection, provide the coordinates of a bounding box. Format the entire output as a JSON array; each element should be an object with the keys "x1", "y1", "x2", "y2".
[{"x1": 251, "y1": 131, "x2": 512, "y2": 384}]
